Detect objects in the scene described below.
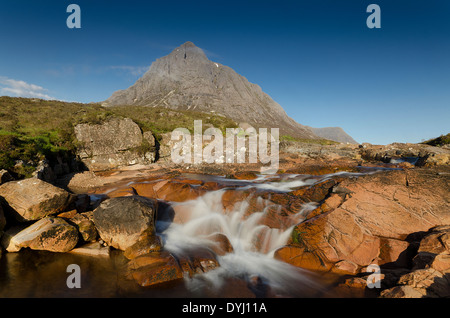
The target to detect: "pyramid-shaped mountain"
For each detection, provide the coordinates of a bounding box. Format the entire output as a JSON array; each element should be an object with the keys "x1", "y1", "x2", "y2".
[{"x1": 103, "y1": 41, "x2": 317, "y2": 139}]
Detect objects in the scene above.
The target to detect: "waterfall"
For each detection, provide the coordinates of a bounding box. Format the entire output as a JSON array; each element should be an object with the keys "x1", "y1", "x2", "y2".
[{"x1": 160, "y1": 187, "x2": 321, "y2": 296}]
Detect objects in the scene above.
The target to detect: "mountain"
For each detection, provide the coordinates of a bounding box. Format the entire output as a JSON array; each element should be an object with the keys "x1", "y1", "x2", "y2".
[
  {"x1": 103, "y1": 41, "x2": 317, "y2": 139},
  {"x1": 310, "y1": 127, "x2": 358, "y2": 144}
]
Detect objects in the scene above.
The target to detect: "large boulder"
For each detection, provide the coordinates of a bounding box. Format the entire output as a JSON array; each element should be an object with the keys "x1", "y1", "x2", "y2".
[
  {"x1": 74, "y1": 117, "x2": 156, "y2": 171},
  {"x1": 0, "y1": 178, "x2": 75, "y2": 222},
  {"x1": 1, "y1": 217, "x2": 79, "y2": 252},
  {"x1": 93, "y1": 196, "x2": 159, "y2": 251}
]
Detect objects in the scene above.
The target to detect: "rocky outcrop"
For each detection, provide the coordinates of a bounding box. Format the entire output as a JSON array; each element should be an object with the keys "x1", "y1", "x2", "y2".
[
  {"x1": 92, "y1": 196, "x2": 160, "y2": 251},
  {"x1": 280, "y1": 140, "x2": 450, "y2": 167},
  {"x1": 74, "y1": 117, "x2": 156, "y2": 171},
  {"x1": 0, "y1": 178, "x2": 75, "y2": 221},
  {"x1": 360, "y1": 142, "x2": 450, "y2": 166},
  {"x1": 380, "y1": 226, "x2": 450, "y2": 298},
  {"x1": 1, "y1": 217, "x2": 79, "y2": 253},
  {"x1": 275, "y1": 168, "x2": 450, "y2": 274}
]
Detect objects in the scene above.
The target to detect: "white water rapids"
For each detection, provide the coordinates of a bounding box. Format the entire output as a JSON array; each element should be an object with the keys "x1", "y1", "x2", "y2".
[
  {"x1": 159, "y1": 189, "x2": 319, "y2": 296},
  {"x1": 154, "y1": 172, "x2": 369, "y2": 296}
]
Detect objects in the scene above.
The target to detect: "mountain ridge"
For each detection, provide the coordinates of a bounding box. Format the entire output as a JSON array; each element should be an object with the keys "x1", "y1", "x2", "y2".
[
  {"x1": 103, "y1": 41, "x2": 356, "y2": 142},
  {"x1": 103, "y1": 41, "x2": 318, "y2": 139},
  {"x1": 309, "y1": 126, "x2": 358, "y2": 144}
]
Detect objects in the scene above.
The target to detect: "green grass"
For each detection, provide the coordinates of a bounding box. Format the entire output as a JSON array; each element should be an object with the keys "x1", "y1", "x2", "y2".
[
  {"x1": 421, "y1": 133, "x2": 450, "y2": 147},
  {"x1": 0, "y1": 96, "x2": 239, "y2": 176}
]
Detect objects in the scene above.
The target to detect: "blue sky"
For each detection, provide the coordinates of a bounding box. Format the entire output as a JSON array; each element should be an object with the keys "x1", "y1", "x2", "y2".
[{"x1": 0, "y1": 0, "x2": 449, "y2": 145}]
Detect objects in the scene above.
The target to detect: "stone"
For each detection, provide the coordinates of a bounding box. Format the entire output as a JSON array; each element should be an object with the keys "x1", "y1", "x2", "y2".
[
  {"x1": 123, "y1": 234, "x2": 163, "y2": 260},
  {"x1": 274, "y1": 246, "x2": 334, "y2": 272},
  {"x1": 0, "y1": 178, "x2": 75, "y2": 221},
  {"x1": 68, "y1": 213, "x2": 98, "y2": 242},
  {"x1": 0, "y1": 169, "x2": 14, "y2": 185},
  {"x1": 331, "y1": 260, "x2": 359, "y2": 275},
  {"x1": 74, "y1": 117, "x2": 156, "y2": 171},
  {"x1": 1, "y1": 217, "x2": 78, "y2": 252},
  {"x1": 204, "y1": 233, "x2": 234, "y2": 256},
  {"x1": 418, "y1": 232, "x2": 447, "y2": 255},
  {"x1": 93, "y1": 196, "x2": 158, "y2": 251},
  {"x1": 378, "y1": 238, "x2": 411, "y2": 267},
  {"x1": 176, "y1": 248, "x2": 220, "y2": 277},
  {"x1": 397, "y1": 268, "x2": 450, "y2": 298},
  {"x1": 57, "y1": 209, "x2": 78, "y2": 219},
  {"x1": 380, "y1": 285, "x2": 424, "y2": 298},
  {"x1": 276, "y1": 168, "x2": 450, "y2": 272},
  {"x1": 431, "y1": 253, "x2": 450, "y2": 273},
  {"x1": 70, "y1": 242, "x2": 110, "y2": 257},
  {"x1": 32, "y1": 159, "x2": 55, "y2": 183},
  {"x1": 359, "y1": 142, "x2": 450, "y2": 167},
  {"x1": 125, "y1": 251, "x2": 184, "y2": 287}
]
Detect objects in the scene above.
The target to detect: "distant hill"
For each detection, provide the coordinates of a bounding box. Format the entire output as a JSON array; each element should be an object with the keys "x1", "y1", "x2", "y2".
[
  {"x1": 103, "y1": 41, "x2": 318, "y2": 140},
  {"x1": 421, "y1": 133, "x2": 450, "y2": 147},
  {"x1": 309, "y1": 127, "x2": 358, "y2": 144}
]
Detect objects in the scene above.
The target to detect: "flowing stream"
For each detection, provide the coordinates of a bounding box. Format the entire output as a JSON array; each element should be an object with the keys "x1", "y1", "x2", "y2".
[
  {"x1": 154, "y1": 171, "x2": 372, "y2": 297},
  {"x1": 0, "y1": 169, "x2": 385, "y2": 297}
]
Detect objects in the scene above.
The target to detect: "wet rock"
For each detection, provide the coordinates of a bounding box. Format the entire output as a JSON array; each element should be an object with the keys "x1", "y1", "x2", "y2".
[
  {"x1": 93, "y1": 196, "x2": 158, "y2": 251},
  {"x1": 125, "y1": 251, "x2": 184, "y2": 287},
  {"x1": 276, "y1": 168, "x2": 450, "y2": 272},
  {"x1": 274, "y1": 246, "x2": 334, "y2": 272},
  {"x1": 176, "y1": 248, "x2": 220, "y2": 277},
  {"x1": 123, "y1": 234, "x2": 163, "y2": 260},
  {"x1": 0, "y1": 178, "x2": 75, "y2": 222},
  {"x1": 1, "y1": 217, "x2": 78, "y2": 252},
  {"x1": 331, "y1": 260, "x2": 359, "y2": 275},
  {"x1": 204, "y1": 233, "x2": 234, "y2": 256}
]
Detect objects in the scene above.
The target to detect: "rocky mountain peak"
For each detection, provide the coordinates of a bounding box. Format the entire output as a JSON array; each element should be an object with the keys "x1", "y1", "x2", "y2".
[
  {"x1": 102, "y1": 42, "x2": 329, "y2": 140},
  {"x1": 167, "y1": 41, "x2": 208, "y2": 62}
]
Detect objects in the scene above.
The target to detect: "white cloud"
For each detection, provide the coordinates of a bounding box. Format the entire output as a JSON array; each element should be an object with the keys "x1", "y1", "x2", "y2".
[
  {"x1": 0, "y1": 76, "x2": 55, "y2": 100},
  {"x1": 108, "y1": 65, "x2": 149, "y2": 76}
]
